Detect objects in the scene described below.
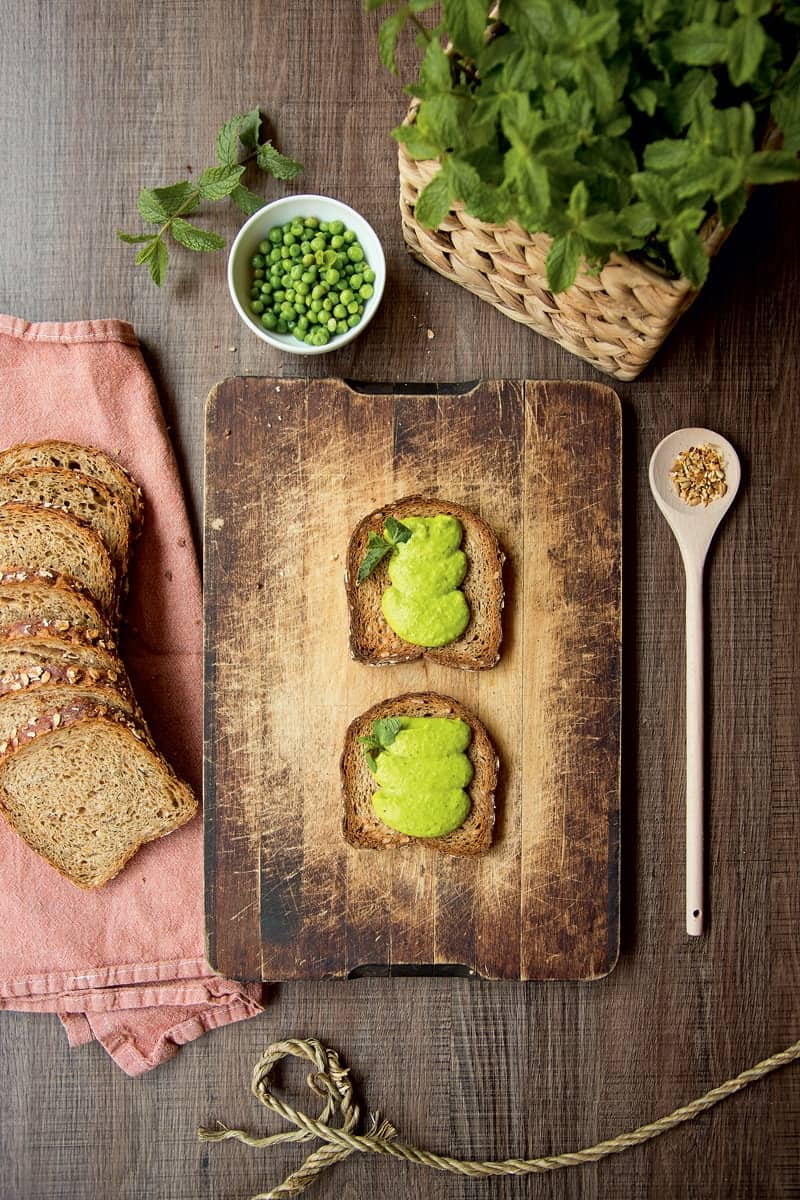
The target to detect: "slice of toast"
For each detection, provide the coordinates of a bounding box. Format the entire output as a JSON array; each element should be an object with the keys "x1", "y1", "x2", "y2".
[
  {"x1": 345, "y1": 496, "x2": 505, "y2": 670},
  {"x1": 341, "y1": 691, "x2": 498, "y2": 856},
  {"x1": 0, "y1": 504, "x2": 116, "y2": 617},
  {"x1": 0, "y1": 569, "x2": 114, "y2": 642},
  {"x1": 0, "y1": 703, "x2": 196, "y2": 888},
  {"x1": 0, "y1": 682, "x2": 139, "y2": 745},
  {"x1": 0, "y1": 468, "x2": 132, "y2": 578},
  {"x1": 0, "y1": 440, "x2": 144, "y2": 536}
]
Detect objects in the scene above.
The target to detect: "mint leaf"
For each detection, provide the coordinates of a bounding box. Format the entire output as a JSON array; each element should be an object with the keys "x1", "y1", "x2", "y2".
[
  {"x1": 442, "y1": 0, "x2": 487, "y2": 59},
  {"x1": 170, "y1": 219, "x2": 226, "y2": 252},
  {"x1": 746, "y1": 150, "x2": 800, "y2": 184},
  {"x1": 385, "y1": 516, "x2": 412, "y2": 545},
  {"x1": 644, "y1": 140, "x2": 694, "y2": 171},
  {"x1": 668, "y1": 228, "x2": 709, "y2": 288},
  {"x1": 418, "y1": 38, "x2": 452, "y2": 92},
  {"x1": 134, "y1": 238, "x2": 160, "y2": 265},
  {"x1": 415, "y1": 171, "x2": 453, "y2": 227},
  {"x1": 216, "y1": 114, "x2": 245, "y2": 166},
  {"x1": 256, "y1": 142, "x2": 303, "y2": 180},
  {"x1": 631, "y1": 86, "x2": 658, "y2": 117},
  {"x1": 567, "y1": 181, "x2": 588, "y2": 225},
  {"x1": 116, "y1": 231, "x2": 154, "y2": 244},
  {"x1": 546, "y1": 233, "x2": 583, "y2": 293},
  {"x1": 393, "y1": 123, "x2": 439, "y2": 160},
  {"x1": 378, "y1": 8, "x2": 408, "y2": 74},
  {"x1": 238, "y1": 109, "x2": 262, "y2": 149},
  {"x1": 671, "y1": 24, "x2": 729, "y2": 67},
  {"x1": 136, "y1": 237, "x2": 169, "y2": 286},
  {"x1": 357, "y1": 531, "x2": 393, "y2": 583},
  {"x1": 152, "y1": 181, "x2": 198, "y2": 216},
  {"x1": 197, "y1": 164, "x2": 244, "y2": 200},
  {"x1": 357, "y1": 734, "x2": 381, "y2": 751},
  {"x1": 373, "y1": 717, "x2": 402, "y2": 748},
  {"x1": 231, "y1": 184, "x2": 266, "y2": 216},
  {"x1": 727, "y1": 17, "x2": 766, "y2": 86},
  {"x1": 137, "y1": 187, "x2": 167, "y2": 224}
]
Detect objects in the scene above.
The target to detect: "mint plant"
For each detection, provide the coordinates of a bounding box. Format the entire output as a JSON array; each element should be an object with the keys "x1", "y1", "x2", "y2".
[
  {"x1": 117, "y1": 109, "x2": 302, "y2": 286},
  {"x1": 368, "y1": 0, "x2": 800, "y2": 291}
]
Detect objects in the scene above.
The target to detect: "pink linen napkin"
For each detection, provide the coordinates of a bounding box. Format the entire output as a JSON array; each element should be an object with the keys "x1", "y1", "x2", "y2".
[{"x1": 0, "y1": 314, "x2": 263, "y2": 1075}]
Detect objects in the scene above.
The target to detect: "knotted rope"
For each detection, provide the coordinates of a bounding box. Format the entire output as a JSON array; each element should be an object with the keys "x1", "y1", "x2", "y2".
[{"x1": 198, "y1": 1035, "x2": 800, "y2": 1199}]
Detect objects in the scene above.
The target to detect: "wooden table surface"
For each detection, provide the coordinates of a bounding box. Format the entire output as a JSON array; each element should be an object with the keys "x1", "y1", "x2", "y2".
[{"x1": 1, "y1": 3, "x2": 798, "y2": 1198}]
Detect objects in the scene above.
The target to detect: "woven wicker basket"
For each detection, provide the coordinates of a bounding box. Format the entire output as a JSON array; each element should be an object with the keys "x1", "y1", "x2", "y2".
[{"x1": 398, "y1": 142, "x2": 732, "y2": 381}]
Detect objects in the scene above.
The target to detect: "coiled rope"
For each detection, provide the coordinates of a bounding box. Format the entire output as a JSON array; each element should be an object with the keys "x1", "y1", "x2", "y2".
[{"x1": 198, "y1": 1035, "x2": 800, "y2": 1199}]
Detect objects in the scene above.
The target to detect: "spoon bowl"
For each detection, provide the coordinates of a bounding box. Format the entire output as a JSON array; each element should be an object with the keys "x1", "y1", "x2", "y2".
[
  {"x1": 649, "y1": 428, "x2": 741, "y2": 937},
  {"x1": 649, "y1": 428, "x2": 741, "y2": 565}
]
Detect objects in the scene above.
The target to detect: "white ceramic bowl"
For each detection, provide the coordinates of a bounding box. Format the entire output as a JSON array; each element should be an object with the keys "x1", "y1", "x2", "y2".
[{"x1": 227, "y1": 194, "x2": 386, "y2": 355}]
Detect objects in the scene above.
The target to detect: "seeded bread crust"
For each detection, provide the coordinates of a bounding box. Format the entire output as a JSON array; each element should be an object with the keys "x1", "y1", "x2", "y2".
[
  {"x1": 345, "y1": 496, "x2": 505, "y2": 670},
  {"x1": 0, "y1": 632, "x2": 128, "y2": 687},
  {"x1": 0, "y1": 467, "x2": 132, "y2": 578},
  {"x1": 0, "y1": 440, "x2": 144, "y2": 536},
  {"x1": 0, "y1": 570, "x2": 114, "y2": 642},
  {"x1": 0, "y1": 503, "x2": 116, "y2": 617},
  {"x1": 0, "y1": 705, "x2": 196, "y2": 889},
  {"x1": 0, "y1": 619, "x2": 117, "y2": 652},
  {"x1": 0, "y1": 661, "x2": 135, "y2": 706},
  {"x1": 341, "y1": 691, "x2": 499, "y2": 856}
]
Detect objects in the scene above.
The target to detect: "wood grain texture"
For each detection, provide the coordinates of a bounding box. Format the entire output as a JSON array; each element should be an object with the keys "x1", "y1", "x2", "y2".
[
  {"x1": 0, "y1": 1, "x2": 798, "y2": 1197},
  {"x1": 204, "y1": 380, "x2": 621, "y2": 981}
]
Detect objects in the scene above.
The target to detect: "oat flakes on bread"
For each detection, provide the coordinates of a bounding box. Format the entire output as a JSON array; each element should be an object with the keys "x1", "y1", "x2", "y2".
[
  {"x1": 0, "y1": 570, "x2": 114, "y2": 643},
  {"x1": 0, "y1": 681, "x2": 139, "y2": 746},
  {"x1": 0, "y1": 704, "x2": 196, "y2": 889},
  {"x1": 0, "y1": 633, "x2": 131, "y2": 697},
  {"x1": 345, "y1": 496, "x2": 505, "y2": 670},
  {"x1": 341, "y1": 691, "x2": 498, "y2": 856},
  {"x1": 0, "y1": 503, "x2": 116, "y2": 617},
  {"x1": 0, "y1": 440, "x2": 144, "y2": 536},
  {"x1": 0, "y1": 468, "x2": 132, "y2": 577}
]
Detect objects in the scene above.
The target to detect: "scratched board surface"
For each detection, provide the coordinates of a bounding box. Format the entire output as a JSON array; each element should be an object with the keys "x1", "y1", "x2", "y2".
[{"x1": 204, "y1": 379, "x2": 621, "y2": 981}]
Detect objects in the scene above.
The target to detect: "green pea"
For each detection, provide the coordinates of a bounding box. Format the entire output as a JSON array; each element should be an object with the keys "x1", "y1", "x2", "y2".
[
  {"x1": 273, "y1": 289, "x2": 286, "y2": 302},
  {"x1": 276, "y1": 318, "x2": 289, "y2": 333},
  {"x1": 251, "y1": 299, "x2": 265, "y2": 315},
  {"x1": 301, "y1": 271, "x2": 315, "y2": 284},
  {"x1": 362, "y1": 268, "x2": 375, "y2": 283},
  {"x1": 359, "y1": 283, "x2": 374, "y2": 299},
  {"x1": 331, "y1": 235, "x2": 344, "y2": 250},
  {"x1": 350, "y1": 273, "x2": 363, "y2": 289},
  {"x1": 329, "y1": 220, "x2": 345, "y2": 235},
  {"x1": 347, "y1": 244, "x2": 364, "y2": 262},
  {"x1": 336, "y1": 320, "x2": 348, "y2": 334},
  {"x1": 323, "y1": 297, "x2": 334, "y2": 311},
  {"x1": 296, "y1": 282, "x2": 310, "y2": 296},
  {"x1": 269, "y1": 247, "x2": 282, "y2": 262},
  {"x1": 251, "y1": 254, "x2": 265, "y2": 268},
  {"x1": 310, "y1": 298, "x2": 323, "y2": 313},
  {"x1": 324, "y1": 268, "x2": 339, "y2": 285},
  {"x1": 304, "y1": 216, "x2": 319, "y2": 229},
  {"x1": 280, "y1": 246, "x2": 291, "y2": 259},
  {"x1": 260, "y1": 281, "x2": 272, "y2": 294},
  {"x1": 302, "y1": 254, "x2": 315, "y2": 268},
  {"x1": 290, "y1": 264, "x2": 303, "y2": 280},
  {"x1": 319, "y1": 221, "x2": 329, "y2": 232},
  {"x1": 310, "y1": 236, "x2": 326, "y2": 252},
  {"x1": 269, "y1": 227, "x2": 282, "y2": 244},
  {"x1": 347, "y1": 301, "x2": 359, "y2": 315},
  {"x1": 333, "y1": 304, "x2": 347, "y2": 319},
  {"x1": 343, "y1": 229, "x2": 356, "y2": 244},
  {"x1": 339, "y1": 288, "x2": 354, "y2": 304},
  {"x1": 326, "y1": 317, "x2": 338, "y2": 333},
  {"x1": 262, "y1": 311, "x2": 277, "y2": 329},
  {"x1": 258, "y1": 240, "x2": 270, "y2": 255},
  {"x1": 347, "y1": 315, "x2": 360, "y2": 328},
  {"x1": 253, "y1": 268, "x2": 265, "y2": 279}
]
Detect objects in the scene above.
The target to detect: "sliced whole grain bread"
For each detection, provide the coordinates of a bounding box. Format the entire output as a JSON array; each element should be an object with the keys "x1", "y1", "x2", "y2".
[
  {"x1": 0, "y1": 503, "x2": 116, "y2": 616},
  {"x1": 0, "y1": 440, "x2": 143, "y2": 536},
  {"x1": 0, "y1": 468, "x2": 131, "y2": 578},
  {"x1": 341, "y1": 692, "x2": 498, "y2": 856},
  {"x1": 0, "y1": 632, "x2": 130, "y2": 696},
  {"x1": 0, "y1": 570, "x2": 114, "y2": 642},
  {"x1": 0, "y1": 619, "x2": 116, "y2": 652},
  {"x1": 345, "y1": 496, "x2": 505, "y2": 670},
  {"x1": 0, "y1": 704, "x2": 196, "y2": 888},
  {"x1": 0, "y1": 683, "x2": 139, "y2": 746}
]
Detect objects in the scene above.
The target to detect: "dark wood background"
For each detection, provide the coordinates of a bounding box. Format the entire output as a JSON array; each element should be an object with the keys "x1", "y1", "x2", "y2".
[{"x1": 1, "y1": 2, "x2": 798, "y2": 1197}]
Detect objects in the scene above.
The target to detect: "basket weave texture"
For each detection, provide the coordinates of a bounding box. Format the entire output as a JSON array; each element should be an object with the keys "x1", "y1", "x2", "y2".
[{"x1": 398, "y1": 143, "x2": 729, "y2": 381}]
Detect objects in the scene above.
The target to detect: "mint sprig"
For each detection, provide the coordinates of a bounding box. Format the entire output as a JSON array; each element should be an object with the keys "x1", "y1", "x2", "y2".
[
  {"x1": 116, "y1": 108, "x2": 303, "y2": 287},
  {"x1": 356, "y1": 517, "x2": 413, "y2": 583},
  {"x1": 358, "y1": 716, "x2": 403, "y2": 774},
  {"x1": 368, "y1": 0, "x2": 800, "y2": 291}
]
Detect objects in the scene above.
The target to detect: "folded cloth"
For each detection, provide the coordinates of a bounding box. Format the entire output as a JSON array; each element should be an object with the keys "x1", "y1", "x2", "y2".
[{"x1": 0, "y1": 314, "x2": 263, "y2": 1075}]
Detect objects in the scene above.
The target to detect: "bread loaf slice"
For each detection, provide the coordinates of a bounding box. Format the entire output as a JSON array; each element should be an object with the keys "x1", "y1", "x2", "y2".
[
  {"x1": 0, "y1": 633, "x2": 130, "y2": 695},
  {"x1": 0, "y1": 441, "x2": 143, "y2": 536},
  {"x1": 345, "y1": 496, "x2": 505, "y2": 670},
  {"x1": 0, "y1": 504, "x2": 116, "y2": 617},
  {"x1": 0, "y1": 468, "x2": 131, "y2": 578},
  {"x1": 0, "y1": 682, "x2": 138, "y2": 746},
  {"x1": 0, "y1": 570, "x2": 114, "y2": 642},
  {"x1": 341, "y1": 692, "x2": 498, "y2": 856},
  {"x1": 0, "y1": 704, "x2": 196, "y2": 888}
]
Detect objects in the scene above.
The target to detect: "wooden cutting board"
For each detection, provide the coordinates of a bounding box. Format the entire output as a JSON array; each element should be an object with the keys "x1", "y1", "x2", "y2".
[{"x1": 204, "y1": 379, "x2": 621, "y2": 981}]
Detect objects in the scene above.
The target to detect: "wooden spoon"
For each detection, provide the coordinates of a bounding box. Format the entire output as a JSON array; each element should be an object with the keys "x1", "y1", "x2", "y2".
[{"x1": 649, "y1": 428, "x2": 741, "y2": 936}]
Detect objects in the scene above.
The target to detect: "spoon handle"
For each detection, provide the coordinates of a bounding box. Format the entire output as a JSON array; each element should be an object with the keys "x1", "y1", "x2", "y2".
[{"x1": 685, "y1": 560, "x2": 704, "y2": 936}]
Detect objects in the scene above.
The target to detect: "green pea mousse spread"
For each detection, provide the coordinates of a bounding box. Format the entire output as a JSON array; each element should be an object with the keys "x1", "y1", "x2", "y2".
[
  {"x1": 371, "y1": 717, "x2": 473, "y2": 838},
  {"x1": 381, "y1": 515, "x2": 469, "y2": 647}
]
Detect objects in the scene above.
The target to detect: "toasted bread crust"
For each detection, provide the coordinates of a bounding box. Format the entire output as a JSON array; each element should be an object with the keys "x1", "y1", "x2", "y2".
[
  {"x1": 341, "y1": 691, "x2": 499, "y2": 856},
  {"x1": 345, "y1": 496, "x2": 505, "y2": 670}
]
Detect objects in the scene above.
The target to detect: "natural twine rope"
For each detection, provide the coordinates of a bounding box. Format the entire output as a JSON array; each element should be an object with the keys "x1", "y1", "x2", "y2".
[{"x1": 198, "y1": 1035, "x2": 800, "y2": 1199}]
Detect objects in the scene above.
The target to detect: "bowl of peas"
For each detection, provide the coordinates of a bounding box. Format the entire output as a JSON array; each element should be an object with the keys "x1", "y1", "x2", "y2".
[{"x1": 228, "y1": 194, "x2": 385, "y2": 354}]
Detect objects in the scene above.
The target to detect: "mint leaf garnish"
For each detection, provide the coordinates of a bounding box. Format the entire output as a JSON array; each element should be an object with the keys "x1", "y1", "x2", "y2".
[{"x1": 357, "y1": 519, "x2": 413, "y2": 583}]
